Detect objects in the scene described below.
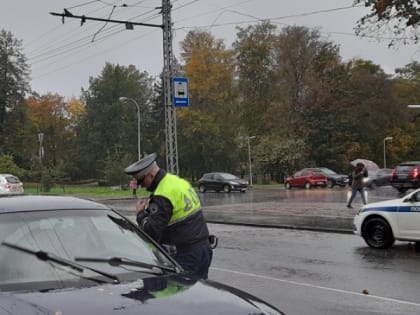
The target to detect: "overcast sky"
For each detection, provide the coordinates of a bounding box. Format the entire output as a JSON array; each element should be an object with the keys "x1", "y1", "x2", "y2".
[{"x1": 2, "y1": 0, "x2": 420, "y2": 99}]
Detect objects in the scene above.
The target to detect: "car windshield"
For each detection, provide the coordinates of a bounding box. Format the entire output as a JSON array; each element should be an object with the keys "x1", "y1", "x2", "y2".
[
  {"x1": 5, "y1": 176, "x2": 21, "y2": 184},
  {"x1": 320, "y1": 168, "x2": 336, "y2": 175},
  {"x1": 0, "y1": 209, "x2": 175, "y2": 292},
  {"x1": 220, "y1": 173, "x2": 238, "y2": 180}
]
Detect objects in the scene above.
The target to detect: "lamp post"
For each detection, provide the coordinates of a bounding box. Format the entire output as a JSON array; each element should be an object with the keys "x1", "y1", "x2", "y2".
[
  {"x1": 247, "y1": 136, "x2": 256, "y2": 186},
  {"x1": 383, "y1": 136, "x2": 393, "y2": 168},
  {"x1": 119, "y1": 97, "x2": 141, "y2": 160}
]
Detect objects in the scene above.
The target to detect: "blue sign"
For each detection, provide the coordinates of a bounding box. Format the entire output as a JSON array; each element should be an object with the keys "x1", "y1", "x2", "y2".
[{"x1": 173, "y1": 77, "x2": 189, "y2": 107}]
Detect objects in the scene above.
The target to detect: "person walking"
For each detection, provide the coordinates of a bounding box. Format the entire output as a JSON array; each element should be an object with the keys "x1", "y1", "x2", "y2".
[
  {"x1": 347, "y1": 162, "x2": 367, "y2": 209},
  {"x1": 124, "y1": 153, "x2": 213, "y2": 279}
]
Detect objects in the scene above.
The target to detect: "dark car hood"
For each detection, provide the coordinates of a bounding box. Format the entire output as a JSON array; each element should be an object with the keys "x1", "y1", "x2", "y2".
[{"x1": 0, "y1": 275, "x2": 283, "y2": 315}]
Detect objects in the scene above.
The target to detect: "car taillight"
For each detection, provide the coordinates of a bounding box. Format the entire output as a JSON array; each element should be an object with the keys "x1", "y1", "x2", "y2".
[
  {"x1": 5, "y1": 183, "x2": 11, "y2": 189},
  {"x1": 410, "y1": 166, "x2": 419, "y2": 179}
]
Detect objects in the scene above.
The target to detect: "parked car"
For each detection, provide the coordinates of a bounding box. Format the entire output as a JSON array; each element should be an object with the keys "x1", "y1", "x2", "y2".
[
  {"x1": 0, "y1": 174, "x2": 24, "y2": 195},
  {"x1": 390, "y1": 161, "x2": 420, "y2": 194},
  {"x1": 0, "y1": 195, "x2": 285, "y2": 315},
  {"x1": 197, "y1": 172, "x2": 248, "y2": 193},
  {"x1": 318, "y1": 167, "x2": 349, "y2": 188},
  {"x1": 285, "y1": 168, "x2": 327, "y2": 189},
  {"x1": 364, "y1": 168, "x2": 393, "y2": 188},
  {"x1": 353, "y1": 188, "x2": 420, "y2": 249}
]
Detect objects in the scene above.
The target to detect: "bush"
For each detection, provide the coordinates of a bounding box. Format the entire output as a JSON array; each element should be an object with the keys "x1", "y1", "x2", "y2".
[{"x1": 0, "y1": 154, "x2": 25, "y2": 178}]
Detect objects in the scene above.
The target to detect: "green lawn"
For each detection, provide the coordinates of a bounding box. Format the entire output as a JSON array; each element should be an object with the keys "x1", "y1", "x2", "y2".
[{"x1": 23, "y1": 184, "x2": 149, "y2": 199}]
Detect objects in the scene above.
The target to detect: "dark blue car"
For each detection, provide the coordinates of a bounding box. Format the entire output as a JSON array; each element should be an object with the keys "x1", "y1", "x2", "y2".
[{"x1": 0, "y1": 195, "x2": 284, "y2": 315}]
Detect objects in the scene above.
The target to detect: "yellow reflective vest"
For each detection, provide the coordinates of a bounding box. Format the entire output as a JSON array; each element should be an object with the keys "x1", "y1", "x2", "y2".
[{"x1": 154, "y1": 173, "x2": 201, "y2": 226}]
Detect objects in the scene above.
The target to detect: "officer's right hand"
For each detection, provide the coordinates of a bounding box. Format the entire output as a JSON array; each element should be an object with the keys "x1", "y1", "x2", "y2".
[{"x1": 136, "y1": 198, "x2": 147, "y2": 213}]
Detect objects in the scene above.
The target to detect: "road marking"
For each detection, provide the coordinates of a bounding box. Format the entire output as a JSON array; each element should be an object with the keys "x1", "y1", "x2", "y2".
[{"x1": 211, "y1": 267, "x2": 420, "y2": 307}]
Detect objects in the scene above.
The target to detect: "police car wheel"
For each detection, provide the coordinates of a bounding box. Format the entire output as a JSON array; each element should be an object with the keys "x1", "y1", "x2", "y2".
[
  {"x1": 362, "y1": 217, "x2": 395, "y2": 249},
  {"x1": 304, "y1": 182, "x2": 311, "y2": 189},
  {"x1": 327, "y1": 180, "x2": 334, "y2": 188}
]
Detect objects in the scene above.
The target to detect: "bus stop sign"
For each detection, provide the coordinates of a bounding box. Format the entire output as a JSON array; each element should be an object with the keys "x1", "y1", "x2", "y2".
[{"x1": 173, "y1": 77, "x2": 189, "y2": 107}]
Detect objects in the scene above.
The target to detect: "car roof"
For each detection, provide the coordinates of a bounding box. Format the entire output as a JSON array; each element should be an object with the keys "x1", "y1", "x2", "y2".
[
  {"x1": 203, "y1": 172, "x2": 235, "y2": 176},
  {"x1": 0, "y1": 195, "x2": 111, "y2": 213}
]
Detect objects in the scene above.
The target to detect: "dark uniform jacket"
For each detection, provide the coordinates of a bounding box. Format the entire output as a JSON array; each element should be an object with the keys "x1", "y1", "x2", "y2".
[{"x1": 136, "y1": 169, "x2": 210, "y2": 252}]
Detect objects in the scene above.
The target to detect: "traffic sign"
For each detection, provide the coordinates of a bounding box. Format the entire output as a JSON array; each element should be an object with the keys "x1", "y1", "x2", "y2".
[{"x1": 173, "y1": 77, "x2": 189, "y2": 107}]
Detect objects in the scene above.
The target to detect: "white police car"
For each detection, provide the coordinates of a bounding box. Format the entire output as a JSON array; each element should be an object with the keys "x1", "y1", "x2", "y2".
[{"x1": 353, "y1": 189, "x2": 420, "y2": 249}]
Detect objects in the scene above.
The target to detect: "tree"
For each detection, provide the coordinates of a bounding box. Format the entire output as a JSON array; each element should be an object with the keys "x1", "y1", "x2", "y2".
[
  {"x1": 27, "y1": 94, "x2": 74, "y2": 168},
  {"x1": 354, "y1": 0, "x2": 420, "y2": 45},
  {"x1": 0, "y1": 154, "x2": 24, "y2": 178},
  {"x1": 234, "y1": 22, "x2": 277, "y2": 137},
  {"x1": 178, "y1": 30, "x2": 239, "y2": 179},
  {"x1": 0, "y1": 30, "x2": 30, "y2": 150},
  {"x1": 76, "y1": 63, "x2": 154, "y2": 180}
]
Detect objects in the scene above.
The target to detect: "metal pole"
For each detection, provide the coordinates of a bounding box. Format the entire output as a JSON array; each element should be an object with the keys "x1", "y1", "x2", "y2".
[
  {"x1": 247, "y1": 136, "x2": 256, "y2": 186},
  {"x1": 383, "y1": 138, "x2": 386, "y2": 169},
  {"x1": 383, "y1": 137, "x2": 392, "y2": 168},
  {"x1": 136, "y1": 103, "x2": 141, "y2": 160},
  {"x1": 120, "y1": 97, "x2": 141, "y2": 160}
]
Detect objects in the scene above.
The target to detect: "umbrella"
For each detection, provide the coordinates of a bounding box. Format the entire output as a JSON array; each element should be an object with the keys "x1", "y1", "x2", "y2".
[{"x1": 350, "y1": 159, "x2": 379, "y2": 171}]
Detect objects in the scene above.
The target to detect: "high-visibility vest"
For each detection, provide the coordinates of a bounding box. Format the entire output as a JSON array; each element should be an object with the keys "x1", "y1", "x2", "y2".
[{"x1": 154, "y1": 173, "x2": 201, "y2": 225}]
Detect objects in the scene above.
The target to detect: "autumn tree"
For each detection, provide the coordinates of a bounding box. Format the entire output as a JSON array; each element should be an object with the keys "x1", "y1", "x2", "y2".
[
  {"x1": 354, "y1": 0, "x2": 420, "y2": 45},
  {"x1": 393, "y1": 61, "x2": 420, "y2": 162},
  {"x1": 179, "y1": 30, "x2": 239, "y2": 179}
]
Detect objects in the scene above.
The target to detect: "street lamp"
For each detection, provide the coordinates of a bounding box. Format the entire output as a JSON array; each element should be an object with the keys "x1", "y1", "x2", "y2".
[
  {"x1": 383, "y1": 136, "x2": 393, "y2": 168},
  {"x1": 247, "y1": 136, "x2": 256, "y2": 186},
  {"x1": 119, "y1": 97, "x2": 141, "y2": 160}
]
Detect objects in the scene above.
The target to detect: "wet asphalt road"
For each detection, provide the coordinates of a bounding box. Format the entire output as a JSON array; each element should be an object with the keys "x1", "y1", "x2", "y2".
[
  {"x1": 207, "y1": 223, "x2": 420, "y2": 315},
  {"x1": 104, "y1": 187, "x2": 420, "y2": 314},
  {"x1": 197, "y1": 185, "x2": 399, "y2": 206}
]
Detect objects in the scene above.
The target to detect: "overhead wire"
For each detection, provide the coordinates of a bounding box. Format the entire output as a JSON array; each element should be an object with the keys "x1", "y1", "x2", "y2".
[
  {"x1": 28, "y1": 0, "x2": 413, "y2": 87},
  {"x1": 30, "y1": 0, "x2": 164, "y2": 79},
  {"x1": 28, "y1": 1, "x2": 162, "y2": 67}
]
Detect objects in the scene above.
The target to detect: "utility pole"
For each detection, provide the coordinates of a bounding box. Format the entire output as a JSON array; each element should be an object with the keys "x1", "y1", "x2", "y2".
[
  {"x1": 50, "y1": 0, "x2": 179, "y2": 174},
  {"x1": 162, "y1": 0, "x2": 178, "y2": 174}
]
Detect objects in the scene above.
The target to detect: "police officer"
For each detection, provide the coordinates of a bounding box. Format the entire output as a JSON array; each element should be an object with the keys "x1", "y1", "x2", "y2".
[{"x1": 124, "y1": 153, "x2": 213, "y2": 279}]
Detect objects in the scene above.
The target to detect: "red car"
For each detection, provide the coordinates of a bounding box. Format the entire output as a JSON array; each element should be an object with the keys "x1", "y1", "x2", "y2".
[{"x1": 285, "y1": 168, "x2": 328, "y2": 189}]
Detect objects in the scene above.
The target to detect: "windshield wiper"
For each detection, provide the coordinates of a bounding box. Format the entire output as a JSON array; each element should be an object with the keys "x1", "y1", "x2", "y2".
[
  {"x1": 2, "y1": 241, "x2": 120, "y2": 284},
  {"x1": 75, "y1": 256, "x2": 180, "y2": 274}
]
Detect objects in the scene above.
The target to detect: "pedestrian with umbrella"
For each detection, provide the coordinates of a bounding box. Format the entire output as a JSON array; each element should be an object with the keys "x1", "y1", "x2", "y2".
[{"x1": 347, "y1": 162, "x2": 368, "y2": 209}]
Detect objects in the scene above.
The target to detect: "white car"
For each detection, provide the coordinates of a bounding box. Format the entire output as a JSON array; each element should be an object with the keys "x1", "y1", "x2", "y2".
[
  {"x1": 353, "y1": 189, "x2": 420, "y2": 249},
  {"x1": 0, "y1": 174, "x2": 24, "y2": 195}
]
